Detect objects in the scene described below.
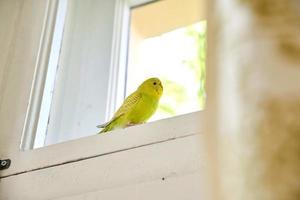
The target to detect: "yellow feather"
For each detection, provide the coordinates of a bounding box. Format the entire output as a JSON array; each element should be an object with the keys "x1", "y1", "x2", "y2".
[{"x1": 97, "y1": 77, "x2": 163, "y2": 133}]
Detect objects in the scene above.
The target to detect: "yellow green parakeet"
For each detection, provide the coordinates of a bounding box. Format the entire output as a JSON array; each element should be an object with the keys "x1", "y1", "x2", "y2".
[{"x1": 97, "y1": 77, "x2": 163, "y2": 133}]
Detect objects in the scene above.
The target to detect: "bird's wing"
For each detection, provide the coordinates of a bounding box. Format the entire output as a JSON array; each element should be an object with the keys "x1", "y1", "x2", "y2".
[
  {"x1": 114, "y1": 92, "x2": 141, "y2": 117},
  {"x1": 96, "y1": 113, "x2": 124, "y2": 128},
  {"x1": 96, "y1": 92, "x2": 141, "y2": 128}
]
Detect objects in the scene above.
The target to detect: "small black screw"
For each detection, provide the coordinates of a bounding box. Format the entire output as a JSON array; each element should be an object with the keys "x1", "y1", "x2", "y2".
[{"x1": 0, "y1": 159, "x2": 11, "y2": 170}]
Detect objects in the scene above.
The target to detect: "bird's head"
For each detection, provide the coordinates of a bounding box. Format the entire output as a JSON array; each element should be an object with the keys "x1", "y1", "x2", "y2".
[{"x1": 138, "y1": 77, "x2": 163, "y2": 98}]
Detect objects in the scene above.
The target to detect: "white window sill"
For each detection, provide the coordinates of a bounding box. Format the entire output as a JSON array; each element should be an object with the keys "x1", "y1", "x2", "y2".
[
  {"x1": 0, "y1": 111, "x2": 204, "y2": 199},
  {"x1": 1, "y1": 111, "x2": 203, "y2": 178}
]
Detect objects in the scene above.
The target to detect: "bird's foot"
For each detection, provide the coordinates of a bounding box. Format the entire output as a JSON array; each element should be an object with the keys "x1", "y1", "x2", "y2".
[{"x1": 126, "y1": 122, "x2": 136, "y2": 127}]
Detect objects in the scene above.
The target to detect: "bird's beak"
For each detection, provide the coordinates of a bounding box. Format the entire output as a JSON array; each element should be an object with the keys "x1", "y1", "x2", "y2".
[{"x1": 159, "y1": 83, "x2": 163, "y2": 90}]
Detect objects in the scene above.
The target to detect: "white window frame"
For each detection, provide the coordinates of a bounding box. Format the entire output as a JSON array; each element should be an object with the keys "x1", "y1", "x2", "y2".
[
  {"x1": 0, "y1": 1, "x2": 205, "y2": 197},
  {"x1": 20, "y1": 0, "x2": 160, "y2": 150},
  {"x1": 20, "y1": 0, "x2": 61, "y2": 150}
]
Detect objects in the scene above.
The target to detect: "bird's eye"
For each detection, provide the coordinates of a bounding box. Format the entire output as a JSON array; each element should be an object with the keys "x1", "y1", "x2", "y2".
[{"x1": 153, "y1": 82, "x2": 157, "y2": 85}]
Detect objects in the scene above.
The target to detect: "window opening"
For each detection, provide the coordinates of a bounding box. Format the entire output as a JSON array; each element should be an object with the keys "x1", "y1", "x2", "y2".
[
  {"x1": 126, "y1": 0, "x2": 206, "y2": 121},
  {"x1": 26, "y1": 0, "x2": 205, "y2": 149}
]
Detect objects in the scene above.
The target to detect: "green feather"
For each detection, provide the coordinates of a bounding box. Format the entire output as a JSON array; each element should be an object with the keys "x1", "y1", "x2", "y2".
[{"x1": 97, "y1": 78, "x2": 163, "y2": 134}]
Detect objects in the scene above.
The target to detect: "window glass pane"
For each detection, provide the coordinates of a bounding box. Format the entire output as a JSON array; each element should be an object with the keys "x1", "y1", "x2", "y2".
[
  {"x1": 127, "y1": 0, "x2": 206, "y2": 121},
  {"x1": 34, "y1": 0, "x2": 117, "y2": 148}
]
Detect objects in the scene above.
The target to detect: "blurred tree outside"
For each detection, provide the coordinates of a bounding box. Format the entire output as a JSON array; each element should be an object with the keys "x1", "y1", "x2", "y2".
[{"x1": 157, "y1": 21, "x2": 207, "y2": 117}]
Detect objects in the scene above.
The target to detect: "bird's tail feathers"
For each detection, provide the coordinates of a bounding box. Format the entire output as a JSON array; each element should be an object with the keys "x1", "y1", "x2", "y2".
[
  {"x1": 96, "y1": 122, "x2": 109, "y2": 128},
  {"x1": 96, "y1": 114, "x2": 124, "y2": 134}
]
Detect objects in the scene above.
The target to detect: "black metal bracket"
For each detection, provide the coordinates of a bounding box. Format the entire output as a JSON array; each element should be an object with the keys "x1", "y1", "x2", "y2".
[{"x1": 0, "y1": 159, "x2": 11, "y2": 170}]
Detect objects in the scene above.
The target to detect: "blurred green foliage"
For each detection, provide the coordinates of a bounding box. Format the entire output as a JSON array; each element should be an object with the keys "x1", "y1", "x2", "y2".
[
  {"x1": 158, "y1": 79, "x2": 188, "y2": 115},
  {"x1": 158, "y1": 21, "x2": 207, "y2": 116},
  {"x1": 186, "y1": 21, "x2": 207, "y2": 109}
]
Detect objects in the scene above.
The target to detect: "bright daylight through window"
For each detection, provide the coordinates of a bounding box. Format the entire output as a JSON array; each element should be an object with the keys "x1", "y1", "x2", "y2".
[
  {"x1": 127, "y1": 1, "x2": 206, "y2": 120},
  {"x1": 29, "y1": 0, "x2": 206, "y2": 149}
]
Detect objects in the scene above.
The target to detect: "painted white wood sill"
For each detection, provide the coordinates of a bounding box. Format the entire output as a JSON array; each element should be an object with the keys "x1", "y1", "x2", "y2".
[
  {"x1": 0, "y1": 111, "x2": 203, "y2": 178},
  {"x1": 0, "y1": 132, "x2": 203, "y2": 200}
]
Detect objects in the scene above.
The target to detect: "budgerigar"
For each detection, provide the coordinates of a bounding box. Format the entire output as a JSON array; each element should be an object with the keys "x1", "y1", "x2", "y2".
[{"x1": 97, "y1": 77, "x2": 163, "y2": 133}]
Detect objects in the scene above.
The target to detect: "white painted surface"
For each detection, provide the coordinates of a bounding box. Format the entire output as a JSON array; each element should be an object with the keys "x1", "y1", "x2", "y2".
[
  {"x1": 0, "y1": 0, "x2": 22, "y2": 94},
  {"x1": 20, "y1": 0, "x2": 60, "y2": 150},
  {"x1": 55, "y1": 173, "x2": 203, "y2": 200},
  {"x1": 1, "y1": 111, "x2": 203, "y2": 178},
  {"x1": 0, "y1": 0, "x2": 48, "y2": 167},
  {"x1": 0, "y1": 1, "x2": 204, "y2": 200},
  {"x1": 105, "y1": 0, "x2": 131, "y2": 120},
  {"x1": 0, "y1": 0, "x2": 203, "y2": 178},
  {"x1": 45, "y1": 0, "x2": 117, "y2": 145},
  {"x1": 34, "y1": 0, "x2": 68, "y2": 148},
  {"x1": 0, "y1": 135, "x2": 204, "y2": 200},
  {"x1": 129, "y1": 0, "x2": 156, "y2": 7}
]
